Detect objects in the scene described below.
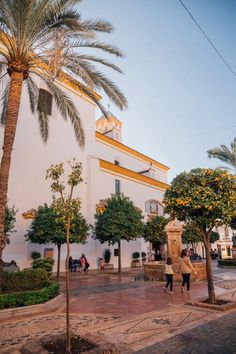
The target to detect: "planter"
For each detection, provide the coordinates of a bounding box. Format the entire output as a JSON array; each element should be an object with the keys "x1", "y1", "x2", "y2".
[
  {"x1": 131, "y1": 260, "x2": 141, "y2": 268},
  {"x1": 104, "y1": 263, "x2": 114, "y2": 270}
]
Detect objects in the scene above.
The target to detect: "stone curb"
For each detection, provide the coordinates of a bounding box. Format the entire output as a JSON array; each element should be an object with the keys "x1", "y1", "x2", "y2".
[{"x1": 0, "y1": 293, "x2": 65, "y2": 321}]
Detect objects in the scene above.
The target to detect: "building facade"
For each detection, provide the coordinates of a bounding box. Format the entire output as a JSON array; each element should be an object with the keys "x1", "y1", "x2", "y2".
[{"x1": 0, "y1": 77, "x2": 169, "y2": 271}]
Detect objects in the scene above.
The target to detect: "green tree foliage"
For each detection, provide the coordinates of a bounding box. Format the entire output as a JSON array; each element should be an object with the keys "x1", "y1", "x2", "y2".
[
  {"x1": 25, "y1": 204, "x2": 89, "y2": 278},
  {"x1": 3, "y1": 205, "x2": 17, "y2": 249},
  {"x1": 164, "y1": 168, "x2": 236, "y2": 304},
  {"x1": 210, "y1": 231, "x2": 220, "y2": 244},
  {"x1": 144, "y1": 216, "x2": 168, "y2": 245},
  {"x1": 182, "y1": 224, "x2": 201, "y2": 249},
  {"x1": 94, "y1": 194, "x2": 144, "y2": 273}
]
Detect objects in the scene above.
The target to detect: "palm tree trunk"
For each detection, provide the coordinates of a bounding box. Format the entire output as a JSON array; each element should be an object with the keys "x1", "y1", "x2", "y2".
[
  {"x1": 203, "y1": 232, "x2": 216, "y2": 304},
  {"x1": 118, "y1": 240, "x2": 121, "y2": 274},
  {"x1": 65, "y1": 218, "x2": 71, "y2": 354},
  {"x1": 0, "y1": 72, "x2": 23, "y2": 293},
  {"x1": 57, "y1": 244, "x2": 61, "y2": 279}
]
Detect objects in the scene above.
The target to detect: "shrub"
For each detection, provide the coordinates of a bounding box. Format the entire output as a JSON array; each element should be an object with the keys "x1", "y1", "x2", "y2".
[
  {"x1": 141, "y1": 252, "x2": 146, "y2": 258},
  {"x1": 0, "y1": 282, "x2": 59, "y2": 309},
  {"x1": 218, "y1": 259, "x2": 236, "y2": 267},
  {"x1": 3, "y1": 268, "x2": 49, "y2": 293},
  {"x1": 132, "y1": 252, "x2": 140, "y2": 260},
  {"x1": 103, "y1": 248, "x2": 111, "y2": 264},
  {"x1": 31, "y1": 251, "x2": 41, "y2": 260},
  {"x1": 32, "y1": 257, "x2": 54, "y2": 274}
]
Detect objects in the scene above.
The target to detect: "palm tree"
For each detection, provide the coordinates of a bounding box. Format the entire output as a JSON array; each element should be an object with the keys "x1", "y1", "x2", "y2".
[
  {"x1": 0, "y1": 0, "x2": 127, "y2": 293},
  {"x1": 207, "y1": 137, "x2": 236, "y2": 173}
]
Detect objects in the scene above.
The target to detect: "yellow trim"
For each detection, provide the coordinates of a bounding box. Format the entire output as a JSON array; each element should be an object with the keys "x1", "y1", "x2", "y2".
[
  {"x1": 96, "y1": 132, "x2": 169, "y2": 172},
  {"x1": 99, "y1": 159, "x2": 169, "y2": 191},
  {"x1": 57, "y1": 80, "x2": 97, "y2": 106}
]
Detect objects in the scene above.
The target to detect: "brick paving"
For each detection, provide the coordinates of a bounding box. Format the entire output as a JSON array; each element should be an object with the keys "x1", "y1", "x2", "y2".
[
  {"x1": 135, "y1": 311, "x2": 236, "y2": 354},
  {"x1": 1, "y1": 266, "x2": 236, "y2": 353}
]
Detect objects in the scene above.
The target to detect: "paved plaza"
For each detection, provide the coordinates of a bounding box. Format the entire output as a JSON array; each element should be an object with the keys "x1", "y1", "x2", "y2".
[{"x1": 1, "y1": 263, "x2": 236, "y2": 353}]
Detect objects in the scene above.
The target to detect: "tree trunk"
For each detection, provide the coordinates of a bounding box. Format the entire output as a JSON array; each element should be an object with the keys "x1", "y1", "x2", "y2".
[
  {"x1": 118, "y1": 240, "x2": 121, "y2": 274},
  {"x1": 203, "y1": 233, "x2": 216, "y2": 304},
  {"x1": 0, "y1": 72, "x2": 23, "y2": 293},
  {"x1": 66, "y1": 218, "x2": 71, "y2": 354},
  {"x1": 57, "y1": 244, "x2": 61, "y2": 279}
]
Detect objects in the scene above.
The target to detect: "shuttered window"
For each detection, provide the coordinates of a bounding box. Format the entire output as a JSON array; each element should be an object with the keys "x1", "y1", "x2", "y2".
[{"x1": 38, "y1": 89, "x2": 52, "y2": 115}]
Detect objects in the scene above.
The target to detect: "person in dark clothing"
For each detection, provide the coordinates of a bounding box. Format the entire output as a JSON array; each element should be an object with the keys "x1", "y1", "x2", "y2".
[{"x1": 155, "y1": 249, "x2": 162, "y2": 261}]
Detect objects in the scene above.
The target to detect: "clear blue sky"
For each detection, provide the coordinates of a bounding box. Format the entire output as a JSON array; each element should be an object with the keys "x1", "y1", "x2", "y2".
[{"x1": 79, "y1": 0, "x2": 236, "y2": 182}]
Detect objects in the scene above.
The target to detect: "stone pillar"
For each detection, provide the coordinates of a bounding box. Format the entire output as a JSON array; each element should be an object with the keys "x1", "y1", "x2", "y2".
[{"x1": 165, "y1": 220, "x2": 183, "y2": 268}]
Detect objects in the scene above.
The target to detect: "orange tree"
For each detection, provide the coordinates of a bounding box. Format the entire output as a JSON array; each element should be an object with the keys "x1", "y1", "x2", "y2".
[
  {"x1": 94, "y1": 194, "x2": 144, "y2": 273},
  {"x1": 163, "y1": 168, "x2": 236, "y2": 304}
]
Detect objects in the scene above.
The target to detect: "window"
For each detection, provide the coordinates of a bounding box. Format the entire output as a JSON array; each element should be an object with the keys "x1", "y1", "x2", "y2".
[
  {"x1": 115, "y1": 179, "x2": 120, "y2": 194},
  {"x1": 114, "y1": 160, "x2": 120, "y2": 166},
  {"x1": 38, "y1": 89, "x2": 53, "y2": 115}
]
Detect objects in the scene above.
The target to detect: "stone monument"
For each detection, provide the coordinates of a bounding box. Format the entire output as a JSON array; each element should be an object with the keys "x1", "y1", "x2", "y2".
[{"x1": 144, "y1": 220, "x2": 207, "y2": 281}]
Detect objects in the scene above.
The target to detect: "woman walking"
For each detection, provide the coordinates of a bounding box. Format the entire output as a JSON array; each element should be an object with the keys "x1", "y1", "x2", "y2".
[
  {"x1": 164, "y1": 257, "x2": 175, "y2": 294},
  {"x1": 179, "y1": 249, "x2": 197, "y2": 293}
]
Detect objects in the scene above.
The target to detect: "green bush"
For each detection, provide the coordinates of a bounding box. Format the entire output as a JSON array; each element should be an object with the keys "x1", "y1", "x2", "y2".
[
  {"x1": 141, "y1": 252, "x2": 146, "y2": 258},
  {"x1": 132, "y1": 252, "x2": 140, "y2": 260},
  {"x1": 103, "y1": 248, "x2": 111, "y2": 264},
  {"x1": 31, "y1": 251, "x2": 41, "y2": 260},
  {"x1": 218, "y1": 259, "x2": 236, "y2": 267},
  {"x1": 32, "y1": 257, "x2": 54, "y2": 274},
  {"x1": 3, "y1": 268, "x2": 49, "y2": 293},
  {"x1": 0, "y1": 282, "x2": 59, "y2": 309}
]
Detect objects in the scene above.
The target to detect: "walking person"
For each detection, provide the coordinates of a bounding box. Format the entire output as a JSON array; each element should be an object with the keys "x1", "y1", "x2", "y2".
[
  {"x1": 179, "y1": 249, "x2": 197, "y2": 293},
  {"x1": 164, "y1": 257, "x2": 175, "y2": 294}
]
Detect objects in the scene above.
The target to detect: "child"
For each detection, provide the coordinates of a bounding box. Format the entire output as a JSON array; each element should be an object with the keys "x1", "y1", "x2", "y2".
[
  {"x1": 100, "y1": 258, "x2": 104, "y2": 270},
  {"x1": 164, "y1": 257, "x2": 175, "y2": 294}
]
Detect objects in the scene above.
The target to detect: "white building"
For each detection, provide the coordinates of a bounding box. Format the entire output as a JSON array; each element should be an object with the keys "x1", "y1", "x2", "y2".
[{"x1": 0, "y1": 76, "x2": 169, "y2": 271}]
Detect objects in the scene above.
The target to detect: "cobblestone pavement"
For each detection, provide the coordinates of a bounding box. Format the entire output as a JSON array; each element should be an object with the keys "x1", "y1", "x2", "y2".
[
  {"x1": 0, "y1": 313, "x2": 119, "y2": 352},
  {"x1": 135, "y1": 311, "x2": 236, "y2": 354}
]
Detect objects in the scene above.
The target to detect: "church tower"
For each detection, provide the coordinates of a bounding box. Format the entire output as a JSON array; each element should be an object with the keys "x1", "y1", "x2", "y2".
[{"x1": 96, "y1": 111, "x2": 123, "y2": 142}]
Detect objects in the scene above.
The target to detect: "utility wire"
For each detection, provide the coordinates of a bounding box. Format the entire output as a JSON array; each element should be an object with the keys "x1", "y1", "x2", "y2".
[{"x1": 178, "y1": 0, "x2": 236, "y2": 78}]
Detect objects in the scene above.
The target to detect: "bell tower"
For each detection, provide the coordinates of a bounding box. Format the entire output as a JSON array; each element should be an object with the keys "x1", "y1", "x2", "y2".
[{"x1": 96, "y1": 111, "x2": 123, "y2": 142}]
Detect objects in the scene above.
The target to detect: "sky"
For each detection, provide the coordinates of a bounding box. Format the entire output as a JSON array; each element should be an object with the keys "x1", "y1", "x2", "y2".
[{"x1": 78, "y1": 0, "x2": 236, "y2": 182}]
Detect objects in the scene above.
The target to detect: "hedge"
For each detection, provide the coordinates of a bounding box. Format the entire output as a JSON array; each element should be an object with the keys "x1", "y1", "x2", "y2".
[
  {"x1": 3, "y1": 268, "x2": 49, "y2": 293},
  {"x1": 218, "y1": 259, "x2": 236, "y2": 267},
  {"x1": 0, "y1": 282, "x2": 59, "y2": 309}
]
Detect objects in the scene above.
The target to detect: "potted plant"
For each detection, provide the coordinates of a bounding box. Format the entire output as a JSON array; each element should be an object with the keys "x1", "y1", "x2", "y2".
[
  {"x1": 103, "y1": 248, "x2": 114, "y2": 270},
  {"x1": 131, "y1": 252, "x2": 141, "y2": 267},
  {"x1": 141, "y1": 252, "x2": 146, "y2": 265}
]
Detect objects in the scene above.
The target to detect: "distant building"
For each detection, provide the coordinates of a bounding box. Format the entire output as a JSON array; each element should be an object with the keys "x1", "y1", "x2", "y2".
[{"x1": 0, "y1": 77, "x2": 169, "y2": 271}]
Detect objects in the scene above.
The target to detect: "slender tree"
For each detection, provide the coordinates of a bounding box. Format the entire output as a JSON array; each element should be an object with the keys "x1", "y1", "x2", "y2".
[
  {"x1": 46, "y1": 159, "x2": 83, "y2": 353},
  {"x1": 94, "y1": 194, "x2": 144, "y2": 273},
  {"x1": 207, "y1": 137, "x2": 236, "y2": 173},
  {"x1": 25, "y1": 203, "x2": 89, "y2": 278},
  {"x1": 0, "y1": 0, "x2": 127, "y2": 293},
  {"x1": 4, "y1": 204, "x2": 17, "y2": 249},
  {"x1": 164, "y1": 168, "x2": 236, "y2": 304}
]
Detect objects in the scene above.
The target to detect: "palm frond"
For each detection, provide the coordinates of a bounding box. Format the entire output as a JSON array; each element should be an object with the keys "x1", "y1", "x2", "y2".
[
  {"x1": 70, "y1": 39, "x2": 124, "y2": 57},
  {"x1": 69, "y1": 54, "x2": 123, "y2": 73},
  {"x1": 0, "y1": 78, "x2": 10, "y2": 125},
  {"x1": 45, "y1": 78, "x2": 85, "y2": 147},
  {"x1": 25, "y1": 76, "x2": 39, "y2": 114},
  {"x1": 67, "y1": 63, "x2": 127, "y2": 110},
  {"x1": 78, "y1": 20, "x2": 113, "y2": 33},
  {"x1": 37, "y1": 109, "x2": 49, "y2": 143}
]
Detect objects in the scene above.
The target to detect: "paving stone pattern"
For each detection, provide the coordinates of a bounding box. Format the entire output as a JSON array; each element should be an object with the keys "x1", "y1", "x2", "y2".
[
  {"x1": 0, "y1": 314, "x2": 119, "y2": 350},
  {"x1": 135, "y1": 312, "x2": 236, "y2": 354}
]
